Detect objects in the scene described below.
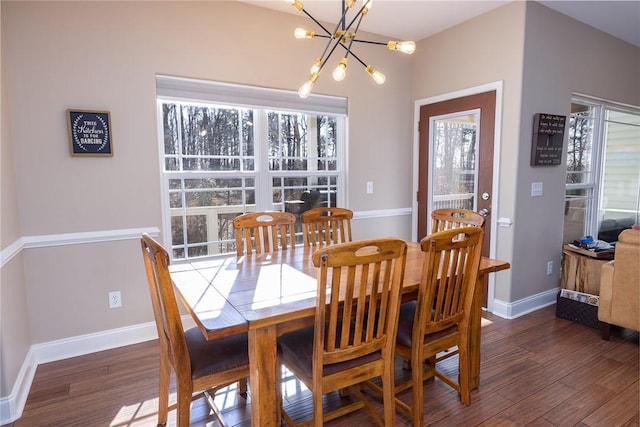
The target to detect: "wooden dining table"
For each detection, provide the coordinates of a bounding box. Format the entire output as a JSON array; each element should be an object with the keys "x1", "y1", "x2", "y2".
[{"x1": 171, "y1": 241, "x2": 510, "y2": 426}]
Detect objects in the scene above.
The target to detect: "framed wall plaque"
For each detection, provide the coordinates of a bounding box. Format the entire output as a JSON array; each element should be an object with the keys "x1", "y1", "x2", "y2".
[
  {"x1": 530, "y1": 113, "x2": 565, "y2": 166},
  {"x1": 67, "y1": 109, "x2": 113, "y2": 156}
]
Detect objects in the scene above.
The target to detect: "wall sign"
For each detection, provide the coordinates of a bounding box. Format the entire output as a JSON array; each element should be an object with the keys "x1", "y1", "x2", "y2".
[
  {"x1": 67, "y1": 109, "x2": 113, "y2": 156},
  {"x1": 531, "y1": 113, "x2": 565, "y2": 166}
]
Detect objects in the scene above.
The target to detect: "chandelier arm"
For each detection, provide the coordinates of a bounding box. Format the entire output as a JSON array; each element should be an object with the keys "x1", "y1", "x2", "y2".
[
  {"x1": 301, "y1": 9, "x2": 333, "y2": 36},
  {"x1": 316, "y1": 25, "x2": 348, "y2": 68},
  {"x1": 336, "y1": 43, "x2": 367, "y2": 67},
  {"x1": 341, "y1": 0, "x2": 371, "y2": 36},
  {"x1": 350, "y1": 39, "x2": 387, "y2": 46},
  {"x1": 340, "y1": 11, "x2": 365, "y2": 61}
]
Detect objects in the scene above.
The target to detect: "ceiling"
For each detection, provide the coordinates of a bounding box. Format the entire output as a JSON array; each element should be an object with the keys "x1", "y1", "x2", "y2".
[{"x1": 240, "y1": 1, "x2": 640, "y2": 47}]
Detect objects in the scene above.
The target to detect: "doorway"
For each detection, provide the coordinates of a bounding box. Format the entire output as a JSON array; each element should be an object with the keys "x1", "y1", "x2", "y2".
[{"x1": 415, "y1": 89, "x2": 498, "y2": 305}]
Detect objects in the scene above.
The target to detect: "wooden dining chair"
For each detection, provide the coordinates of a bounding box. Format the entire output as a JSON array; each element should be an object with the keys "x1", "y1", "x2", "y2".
[
  {"x1": 427, "y1": 208, "x2": 485, "y2": 365},
  {"x1": 278, "y1": 238, "x2": 408, "y2": 427},
  {"x1": 140, "y1": 233, "x2": 249, "y2": 427},
  {"x1": 233, "y1": 211, "x2": 296, "y2": 256},
  {"x1": 431, "y1": 208, "x2": 485, "y2": 233},
  {"x1": 301, "y1": 207, "x2": 353, "y2": 247},
  {"x1": 390, "y1": 227, "x2": 483, "y2": 426}
]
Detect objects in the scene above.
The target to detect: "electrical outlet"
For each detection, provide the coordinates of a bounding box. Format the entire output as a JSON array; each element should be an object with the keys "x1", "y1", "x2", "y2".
[
  {"x1": 546, "y1": 261, "x2": 553, "y2": 275},
  {"x1": 109, "y1": 291, "x2": 122, "y2": 308}
]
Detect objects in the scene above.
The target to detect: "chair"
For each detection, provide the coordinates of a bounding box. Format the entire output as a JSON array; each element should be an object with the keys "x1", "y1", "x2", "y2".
[
  {"x1": 233, "y1": 211, "x2": 296, "y2": 256},
  {"x1": 427, "y1": 208, "x2": 485, "y2": 365},
  {"x1": 278, "y1": 238, "x2": 408, "y2": 427},
  {"x1": 598, "y1": 227, "x2": 640, "y2": 340},
  {"x1": 431, "y1": 208, "x2": 485, "y2": 233},
  {"x1": 301, "y1": 207, "x2": 353, "y2": 247},
  {"x1": 140, "y1": 233, "x2": 249, "y2": 427},
  {"x1": 394, "y1": 227, "x2": 483, "y2": 427}
]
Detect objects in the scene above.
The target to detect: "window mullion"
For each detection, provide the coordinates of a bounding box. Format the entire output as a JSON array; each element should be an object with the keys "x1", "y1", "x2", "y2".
[{"x1": 254, "y1": 109, "x2": 272, "y2": 210}]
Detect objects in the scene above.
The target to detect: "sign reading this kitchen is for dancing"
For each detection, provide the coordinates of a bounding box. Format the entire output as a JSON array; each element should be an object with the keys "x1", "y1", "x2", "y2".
[{"x1": 67, "y1": 109, "x2": 113, "y2": 156}]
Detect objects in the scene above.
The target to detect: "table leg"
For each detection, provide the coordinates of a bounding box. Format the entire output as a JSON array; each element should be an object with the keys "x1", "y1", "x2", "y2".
[
  {"x1": 249, "y1": 325, "x2": 279, "y2": 426},
  {"x1": 469, "y1": 275, "x2": 483, "y2": 390}
]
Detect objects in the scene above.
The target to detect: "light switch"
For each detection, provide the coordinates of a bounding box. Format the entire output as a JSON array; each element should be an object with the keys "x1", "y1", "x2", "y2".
[
  {"x1": 531, "y1": 182, "x2": 543, "y2": 197},
  {"x1": 366, "y1": 181, "x2": 373, "y2": 194}
]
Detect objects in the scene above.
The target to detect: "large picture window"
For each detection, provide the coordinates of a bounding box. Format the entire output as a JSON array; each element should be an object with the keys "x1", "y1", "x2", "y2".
[
  {"x1": 564, "y1": 96, "x2": 640, "y2": 243},
  {"x1": 157, "y1": 76, "x2": 346, "y2": 260}
]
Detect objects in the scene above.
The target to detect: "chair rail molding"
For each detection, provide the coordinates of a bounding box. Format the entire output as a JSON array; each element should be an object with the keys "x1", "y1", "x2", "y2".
[
  {"x1": 1, "y1": 227, "x2": 161, "y2": 268},
  {"x1": 353, "y1": 207, "x2": 412, "y2": 220}
]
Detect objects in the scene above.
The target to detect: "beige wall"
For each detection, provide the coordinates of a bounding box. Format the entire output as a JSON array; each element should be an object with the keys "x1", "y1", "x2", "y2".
[
  {"x1": 411, "y1": 1, "x2": 526, "y2": 302},
  {"x1": 1, "y1": 5, "x2": 32, "y2": 397},
  {"x1": 512, "y1": 1, "x2": 639, "y2": 301},
  {"x1": 0, "y1": 0, "x2": 413, "y2": 403},
  {"x1": 411, "y1": 1, "x2": 640, "y2": 302},
  {"x1": 2, "y1": 0, "x2": 639, "y2": 413}
]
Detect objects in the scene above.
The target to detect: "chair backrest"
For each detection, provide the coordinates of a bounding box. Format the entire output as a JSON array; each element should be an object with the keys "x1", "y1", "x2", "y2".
[
  {"x1": 311, "y1": 238, "x2": 407, "y2": 373},
  {"x1": 301, "y1": 207, "x2": 353, "y2": 247},
  {"x1": 431, "y1": 208, "x2": 485, "y2": 233},
  {"x1": 233, "y1": 211, "x2": 296, "y2": 256},
  {"x1": 140, "y1": 234, "x2": 189, "y2": 375},
  {"x1": 416, "y1": 227, "x2": 484, "y2": 335}
]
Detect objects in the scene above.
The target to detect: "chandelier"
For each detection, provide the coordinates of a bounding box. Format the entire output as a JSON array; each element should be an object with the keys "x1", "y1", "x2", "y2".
[{"x1": 285, "y1": 0, "x2": 416, "y2": 98}]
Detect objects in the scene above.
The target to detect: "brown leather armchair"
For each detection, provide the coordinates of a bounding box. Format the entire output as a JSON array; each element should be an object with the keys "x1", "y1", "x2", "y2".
[{"x1": 597, "y1": 228, "x2": 640, "y2": 340}]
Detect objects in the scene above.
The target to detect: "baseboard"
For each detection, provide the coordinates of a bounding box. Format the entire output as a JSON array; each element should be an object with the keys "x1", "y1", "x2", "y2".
[
  {"x1": 0, "y1": 348, "x2": 36, "y2": 425},
  {"x1": 491, "y1": 288, "x2": 559, "y2": 319},
  {"x1": 0, "y1": 314, "x2": 195, "y2": 424}
]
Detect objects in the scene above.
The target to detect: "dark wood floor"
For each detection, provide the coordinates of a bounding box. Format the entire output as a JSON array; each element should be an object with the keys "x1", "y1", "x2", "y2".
[{"x1": 6, "y1": 305, "x2": 639, "y2": 426}]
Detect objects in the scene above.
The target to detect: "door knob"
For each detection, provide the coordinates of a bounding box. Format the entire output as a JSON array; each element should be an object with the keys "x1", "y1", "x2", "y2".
[{"x1": 479, "y1": 208, "x2": 490, "y2": 217}]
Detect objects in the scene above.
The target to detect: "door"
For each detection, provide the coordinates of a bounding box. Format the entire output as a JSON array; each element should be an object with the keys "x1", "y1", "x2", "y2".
[{"x1": 417, "y1": 91, "x2": 496, "y2": 304}]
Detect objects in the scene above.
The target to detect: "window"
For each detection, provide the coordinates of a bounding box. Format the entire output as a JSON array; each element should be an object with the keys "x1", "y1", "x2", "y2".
[
  {"x1": 157, "y1": 76, "x2": 347, "y2": 260},
  {"x1": 564, "y1": 96, "x2": 640, "y2": 243}
]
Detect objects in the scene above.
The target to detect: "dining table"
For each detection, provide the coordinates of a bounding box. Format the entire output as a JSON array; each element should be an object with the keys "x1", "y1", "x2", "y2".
[{"x1": 170, "y1": 241, "x2": 510, "y2": 426}]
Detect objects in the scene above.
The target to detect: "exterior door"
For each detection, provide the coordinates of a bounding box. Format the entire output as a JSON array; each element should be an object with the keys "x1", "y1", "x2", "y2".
[{"x1": 417, "y1": 91, "x2": 496, "y2": 304}]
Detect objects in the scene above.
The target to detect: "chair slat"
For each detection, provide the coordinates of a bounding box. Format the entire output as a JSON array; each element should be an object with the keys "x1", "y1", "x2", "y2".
[
  {"x1": 301, "y1": 207, "x2": 354, "y2": 247},
  {"x1": 233, "y1": 212, "x2": 296, "y2": 256}
]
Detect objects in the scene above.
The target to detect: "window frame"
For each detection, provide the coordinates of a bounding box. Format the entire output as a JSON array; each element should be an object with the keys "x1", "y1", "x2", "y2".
[
  {"x1": 565, "y1": 94, "x2": 640, "y2": 242},
  {"x1": 156, "y1": 76, "x2": 347, "y2": 261}
]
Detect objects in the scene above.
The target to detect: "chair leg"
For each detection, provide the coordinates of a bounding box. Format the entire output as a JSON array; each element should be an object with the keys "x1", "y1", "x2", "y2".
[
  {"x1": 411, "y1": 355, "x2": 424, "y2": 427},
  {"x1": 237, "y1": 378, "x2": 248, "y2": 397},
  {"x1": 382, "y1": 362, "x2": 396, "y2": 427},
  {"x1": 601, "y1": 322, "x2": 611, "y2": 340},
  {"x1": 313, "y1": 387, "x2": 324, "y2": 427},
  {"x1": 157, "y1": 359, "x2": 170, "y2": 425},
  {"x1": 176, "y1": 381, "x2": 192, "y2": 427},
  {"x1": 458, "y1": 342, "x2": 471, "y2": 405}
]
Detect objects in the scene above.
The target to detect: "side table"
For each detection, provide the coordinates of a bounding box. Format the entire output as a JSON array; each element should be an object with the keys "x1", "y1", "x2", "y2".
[{"x1": 561, "y1": 244, "x2": 614, "y2": 295}]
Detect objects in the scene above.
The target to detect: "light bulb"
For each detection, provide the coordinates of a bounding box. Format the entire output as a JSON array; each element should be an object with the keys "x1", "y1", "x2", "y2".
[
  {"x1": 298, "y1": 81, "x2": 313, "y2": 98},
  {"x1": 388, "y1": 40, "x2": 416, "y2": 54},
  {"x1": 298, "y1": 72, "x2": 319, "y2": 98},
  {"x1": 332, "y1": 58, "x2": 348, "y2": 82},
  {"x1": 310, "y1": 58, "x2": 322, "y2": 74},
  {"x1": 284, "y1": 0, "x2": 304, "y2": 11},
  {"x1": 294, "y1": 27, "x2": 315, "y2": 39},
  {"x1": 362, "y1": 0, "x2": 373, "y2": 14},
  {"x1": 366, "y1": 65, "x2": 385, "y2": 85}
]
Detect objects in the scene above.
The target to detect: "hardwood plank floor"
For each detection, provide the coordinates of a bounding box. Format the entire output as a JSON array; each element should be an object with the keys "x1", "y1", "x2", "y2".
[{"x1": 6, "y1": 305, "x2": 639, "y2": 426}]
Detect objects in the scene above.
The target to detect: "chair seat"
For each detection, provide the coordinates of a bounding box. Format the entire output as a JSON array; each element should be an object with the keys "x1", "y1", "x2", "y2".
[
  {"x1": 278, "y1": 326, "x2": 381, "y2": 379},
  {"x1": 396, "y1": 301, "x2": 458, "y2": 348},
  {"x1": 186, "y1": 328, "x2": 249, "y2": 380}
]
